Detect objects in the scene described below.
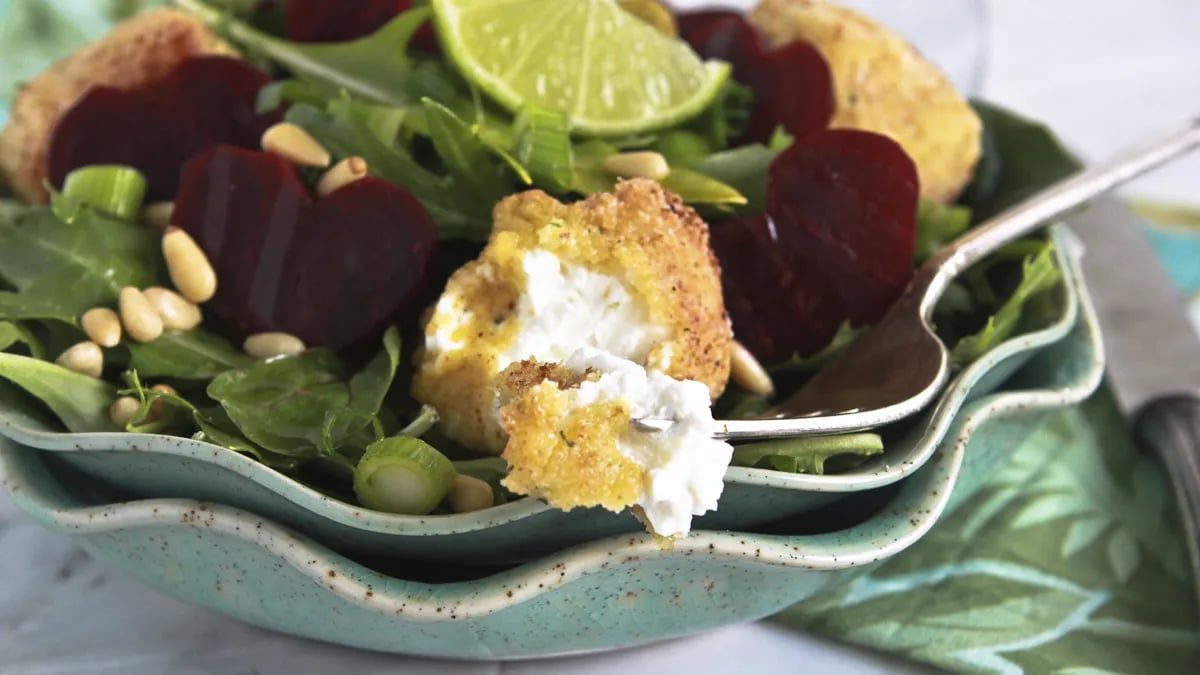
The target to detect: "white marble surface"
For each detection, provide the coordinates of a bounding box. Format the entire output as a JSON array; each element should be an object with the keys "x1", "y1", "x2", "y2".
[{"x1": 2, "y1": 1, "x2": 1198, "y2": 673}]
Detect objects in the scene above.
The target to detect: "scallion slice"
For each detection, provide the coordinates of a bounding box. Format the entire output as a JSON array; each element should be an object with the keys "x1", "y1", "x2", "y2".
[
  {"x1": 353, "y1": 435, "x2": 456, "y2": 514},
  {"x1": 61, "y1": 165, "x2": 147, "y2": 221}
]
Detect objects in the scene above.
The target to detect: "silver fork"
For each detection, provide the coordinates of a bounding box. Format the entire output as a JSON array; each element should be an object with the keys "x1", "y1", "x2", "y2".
[{"x1": 635, "y1": 117, "x2": 1200, "y2": 440}]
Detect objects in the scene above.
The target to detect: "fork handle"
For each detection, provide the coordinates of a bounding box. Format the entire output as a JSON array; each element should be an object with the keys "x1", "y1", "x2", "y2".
[{"x1": 1134, "y1": 394, "x2": 1200, "y2": 605}]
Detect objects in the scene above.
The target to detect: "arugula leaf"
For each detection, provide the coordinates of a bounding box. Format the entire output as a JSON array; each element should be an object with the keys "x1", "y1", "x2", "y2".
[
  {"x1": 125, "y1": 329, "x2": 253, "y2": 380},
  {"x1": 322, "y1": 326, "x2": 402, "y2": 452},
  {"x1": 712, "y1": 388, "x2": 771, "y2": 421},
  {"x1": 208, "y1": 349, "x2": 352, "y2": 455},
  {"x1": 687, "y1": 79, "x2": 753, "y2": 150},
  {"x1": 731, "y1": 433, "x2": 884, "y2": 474},
  {"x1": 770, "y1": 321, "x2": 867, "y2": 374},
  {"x1": 287, "y1": 102, "x2": 493, "y2": 239},
  {"x1": 193, "y1": 406, "x2": 303, "y2": 472},
  {"x1": 176, "y1": 0, "x2": 431, "y2": 106},
  {"x1": 0, "y1": 320, "x2": 42, "y2": 359},
  {"x1": 0, "y1": 352, "x2": 116, "y2": 432},
  {"x1": 961, "y1": 100, "x2": 1082, "y2": 220},
  {"x1": 916, "y1": 198, "x2": 972, "y2": 262},
  {"x1": 207, "y1": 328, "x2": 402, "y2": 457},
  {"x1": 421, "y1": 98, "x2": 524, "y2": 199},
  {"x1": 951, "y1": 242, "x2": 1063, "y2": 365},
  {"x1": 0, "y1": 202, "x2": 165, "y2": 324}
]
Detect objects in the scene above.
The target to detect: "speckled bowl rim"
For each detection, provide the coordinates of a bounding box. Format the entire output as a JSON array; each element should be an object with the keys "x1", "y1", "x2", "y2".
[
  {"x1": 0, "y1": 286, "x2": 1104, "y2": 620},
  {"x1": 0, "y1": 226, "x2": 1086, "y2": 537}
]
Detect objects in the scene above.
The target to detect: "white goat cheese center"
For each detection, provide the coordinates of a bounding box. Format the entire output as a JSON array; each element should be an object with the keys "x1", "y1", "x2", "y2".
[
  {"x1": 499, "y1": 249, "x2": 668, "y2": 367},
  {"x1": 560, "y1": 347, "x2": 733, "y2": 537}
]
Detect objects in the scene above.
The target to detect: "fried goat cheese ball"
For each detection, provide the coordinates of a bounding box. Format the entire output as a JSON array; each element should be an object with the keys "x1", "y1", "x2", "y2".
[
  {"x1": 0, "y1": 8, "x2": 235, "y2": 203},
  {"x1": 411, "y1": 178, "x2": 733, "y2": 456},
  {"x1": 749, "y1": 0, "x2": 982, "y2": 204},
  {"x1": 496, "y1": 349, "x2": 734, "y2": 538}
]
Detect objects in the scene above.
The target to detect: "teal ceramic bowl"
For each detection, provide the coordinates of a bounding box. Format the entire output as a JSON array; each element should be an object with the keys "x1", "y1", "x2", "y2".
[
  {"x1": 0, "y1": 228, "x2": 1086, "y2": 563},
  {"x1": 0, "y1": 282, "x2": 1104, "y2": 658}
]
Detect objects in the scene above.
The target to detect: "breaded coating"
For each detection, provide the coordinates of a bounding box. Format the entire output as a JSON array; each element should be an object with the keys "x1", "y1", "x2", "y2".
[
  {"x1": 749, "y1": 0, "x2": 982, "y2": 203},
  {"x1": 497, "y1": 360, "x2": 644, "y2": 513},
  {"x1": 413, "y1": 179, "x2": 732, "y2": 454},
  {"x1": 0, "y1": 9, "x2": 235, "y2": 203}
]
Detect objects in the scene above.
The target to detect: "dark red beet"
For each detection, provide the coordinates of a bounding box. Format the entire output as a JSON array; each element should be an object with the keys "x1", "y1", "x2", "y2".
[
  {"x1": 48, "y1": 56, "x2": 279, "y2": 201},
  {"x1": 173, "y1": 146, "x2": 437, "y2": 351},
  {"x1": 285, "y1": 0, "x2": 438, "y2": 52},
  {"x1": 711, "y1": 130, "x2": 919, "y2": 363},
  {"x1": 677, "y1": 10, "x2": 834, "y2": 144}
]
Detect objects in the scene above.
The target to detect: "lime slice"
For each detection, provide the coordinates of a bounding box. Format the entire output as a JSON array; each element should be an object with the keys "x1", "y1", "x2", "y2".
[{"x1": 432, "y1": 0, "x2": 730, "y2": 136}]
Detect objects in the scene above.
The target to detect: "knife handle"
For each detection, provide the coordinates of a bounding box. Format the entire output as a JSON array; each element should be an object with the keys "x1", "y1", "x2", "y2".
[{"x1": 1135, "y1": 394, "x2": 1200, "y2": 599}]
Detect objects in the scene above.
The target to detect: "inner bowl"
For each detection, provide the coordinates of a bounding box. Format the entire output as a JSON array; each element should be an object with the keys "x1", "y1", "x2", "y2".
[{"x1": 0, "y1": 230, "x2": 1100, "y2": 566}]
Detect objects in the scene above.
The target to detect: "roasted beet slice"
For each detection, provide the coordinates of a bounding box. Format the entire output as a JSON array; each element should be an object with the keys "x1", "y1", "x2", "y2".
[
  {"x1": 173, "y1": 145, "x2": 437, "y2": 351},
  {"x1": 49, "y1": 56, "x2": 279, "y2": 201},
  {"x1": 677, "y1": 10, "x2": 833, "y2": 144},
  {"x1": 712, "y1": 129, "x2": 919, "y2": 364},
  {"x1": 285, "y1": 0, "x2": 438, "y2": 52},
  {"x1": 737, "y1": 41, "x2": 834, "y2": 146},
  {"x1": 711, "y1": 214, "x2": 842, "y2": 362}
]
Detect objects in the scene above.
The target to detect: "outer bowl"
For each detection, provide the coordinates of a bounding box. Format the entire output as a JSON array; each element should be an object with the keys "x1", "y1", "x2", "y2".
[
  {"x1": 0, "y1": 283, "x2": 1104, "y2": 658},
  {"x1": 0, "y1": 227, "x2": 1088, "y2": 563}
]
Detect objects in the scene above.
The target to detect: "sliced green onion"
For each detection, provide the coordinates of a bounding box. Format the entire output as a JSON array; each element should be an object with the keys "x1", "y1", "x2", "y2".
[
  {"x1": 659, "y1": 167, "x2": 747, "y2": 206},
  {"x1": 61, "y1": 165, "x2": 147, "y2": 221},
  {"x1": 353, "y1": 435, "x2": 455, "y2": 514},
  {"x1": 516, "y1": 105, "x2": 573, "y2": 192}
]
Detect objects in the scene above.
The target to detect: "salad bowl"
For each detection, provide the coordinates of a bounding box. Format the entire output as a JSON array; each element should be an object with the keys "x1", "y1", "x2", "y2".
[
  {"x1": 0, "y1": 284, "x2": 1104, "y2": 659},
  {"x1": 0, "y1": 227, "x2": 1088, "y2": 565}
]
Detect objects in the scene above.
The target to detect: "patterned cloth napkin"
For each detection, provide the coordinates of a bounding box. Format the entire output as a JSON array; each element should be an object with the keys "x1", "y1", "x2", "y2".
[{"x1": 776, "y1": 216, "x2": 1200, "y2": 673}]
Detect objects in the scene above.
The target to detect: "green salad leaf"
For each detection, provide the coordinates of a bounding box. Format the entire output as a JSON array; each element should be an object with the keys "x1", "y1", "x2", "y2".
[
  {"x1": 731, "y1": 433, "x2": 884, "y2": 474},
  {"x1": 287, "y1": 101, "x2": 495, "y2": 239},
  {"x1": 207, "y1": 327, "x2": 401, "y2": 457},
  {"x1": 176, "y1": 0, "x2": 431, "y2": 107},
  {"x1": 125, "y1": 329, "x2": 253, "y2": 380},
  {"x1": 0, "y1": 202, "x2": 165, "y2": 324},
  {"x1": 193, "y1": 405, "x2": 304, "y2": 472},
  {"x1": 769, "y1": 321, "x2": 867, "y2": 375},
  {"x1": 0, "y1": 320, "x2": 41, "y2": 358},
  {"x1": 0, "y1": 352, "x2": 116, "y2": 432},
  {"x1": 951, "y1": 241, "x2": 1063, "y2": 364},
  {"x1": 915, "y1": 198, "x2": 972, "y2": 262}
]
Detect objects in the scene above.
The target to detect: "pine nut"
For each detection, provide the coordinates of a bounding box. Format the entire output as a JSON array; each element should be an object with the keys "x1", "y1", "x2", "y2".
[
  {"x1": 119, "y1": 287, "x2": 164, "y2": 343},
  {"x1": 243, "y1": 332, "x2": 306, "y2": 359},
  {"x1": 316, "y1": 156, "x2": 368, "y2": 197},
  {"x1": 149, "y1": 383, "x2": 178, "y2": 419},
  {"x1": 730, "y1": 339, "x2": 775, "y2": 396},
  {"x1": 56, "y1": 341, "x2": 103, "y2": 377},
  {"x1": 81, "y1": 307, "x2": 122, "y2": 347},
  {"x1": 141, "y1": 201, "x2": 174, "y2": 230},
  {"x1": 449, "y1": 474, "x2": 494, "y2": 513},
  {"x1": 601, "y1": 151, "x2": 670, "y2": 181},
  {"x1": 162, "y1": 227, "x2": 217, "y2": 303},
  {"x1": 143, "y1": 286, "x2": 202, "y2": 331},
  {"x1": 260, "y1": 122, "x2": 331, "y2": 167},
  {"x1": 109, "y1": 396, "x2": 141, "y2": 428}
]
